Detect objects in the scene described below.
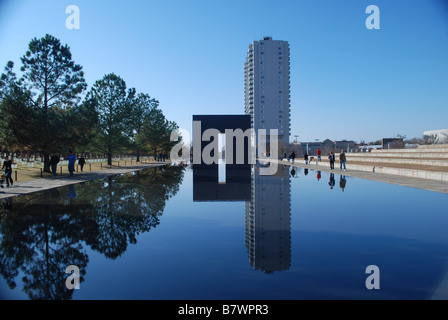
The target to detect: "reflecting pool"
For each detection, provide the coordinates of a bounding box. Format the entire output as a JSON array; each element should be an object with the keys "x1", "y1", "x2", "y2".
[{"x1": 0, "y1": 164, "x2": 447, "y2": 300}]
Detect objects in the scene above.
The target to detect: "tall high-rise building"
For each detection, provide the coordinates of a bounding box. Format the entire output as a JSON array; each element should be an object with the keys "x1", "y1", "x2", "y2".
[{"x1": 244, "y1": 37, "x2": 291, "y2": 146}]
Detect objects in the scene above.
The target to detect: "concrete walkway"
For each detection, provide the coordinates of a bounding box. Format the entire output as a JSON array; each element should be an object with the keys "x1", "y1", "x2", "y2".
[
  {"x1": 275, "y1": 159, "x2": 448, "y2": 195},
  {"x1": 0, "y1": 163, "x2": 167, "y2": 199}
]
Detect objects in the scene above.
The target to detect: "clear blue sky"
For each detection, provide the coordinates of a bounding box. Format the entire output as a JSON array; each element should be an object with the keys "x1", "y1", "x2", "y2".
[{"x1": 1, "y1": 0, "x2": 447, "y2": 143}]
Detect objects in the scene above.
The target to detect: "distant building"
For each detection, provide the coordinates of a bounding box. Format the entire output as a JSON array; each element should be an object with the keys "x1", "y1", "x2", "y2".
[
  {"x1": 424, "y1": 129, "x2": 448, "y2": 144},
  {"x1": 382, "y1": 138, "x2": 404, "y2": 149},
  {"x1": 244, "y1": 37, "x2": 291, "y2": 146},
  {"x1": 334, "y1": 140, "x2": 357, "y2": 151}
]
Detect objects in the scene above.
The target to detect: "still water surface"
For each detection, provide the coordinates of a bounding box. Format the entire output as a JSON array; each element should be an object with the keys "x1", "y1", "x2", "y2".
[{"x1": 0, "y1": 164, "x2": 447, "y2": 300}]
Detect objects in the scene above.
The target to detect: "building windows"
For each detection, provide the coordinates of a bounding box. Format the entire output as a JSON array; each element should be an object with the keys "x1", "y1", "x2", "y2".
[{"x1": 245, "y1": 39, "x2": 290, "y2": 145}]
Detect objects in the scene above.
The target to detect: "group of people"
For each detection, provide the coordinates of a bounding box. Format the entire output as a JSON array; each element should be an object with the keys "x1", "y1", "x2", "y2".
[
  {"x1": 281, "y1": 151, "x2": 296, "y2": 163},
  {"x1": 0, "y1": 152, "x2": 80, "y2": 188},
  {"x1": 282, "y1": 148, "x2": 347, "y2": 171},
  {"x1": 49, "y1": 151, "x2": 86, "y2": 177},
  {"x1": 304, "y1": 148, "x2": 322, "y2": 165},
  {"x1": 328, "y1": 149, "x2": 347, "y2": 171},
  {"x1": 156, "y1": 153, "x2": 168, "y2": 162}
]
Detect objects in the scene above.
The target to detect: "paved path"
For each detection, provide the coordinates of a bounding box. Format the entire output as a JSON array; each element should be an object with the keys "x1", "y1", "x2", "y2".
[
  {"x1": 275, "y1": 159, "x2": 448, "y2": 194},
  {"x1": 0, "y1": 163, "x2": 166, "y2": 199}
]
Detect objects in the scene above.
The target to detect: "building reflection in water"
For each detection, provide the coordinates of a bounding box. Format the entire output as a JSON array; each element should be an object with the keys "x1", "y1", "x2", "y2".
[
  {"x1": 193, "y1": 163, "x2": 291, "y2": 273},
  {"x1": 245, "y1": 164, "x2": 291, "y2": 273}
]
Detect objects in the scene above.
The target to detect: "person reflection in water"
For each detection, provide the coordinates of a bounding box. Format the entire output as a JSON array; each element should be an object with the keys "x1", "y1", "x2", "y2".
[
  {"x1": 339, "y1": 175, "x2": 347, "y2": 192},
  {"x1": 328, "y1": 173, "x2": 335, "y2": 189},
  {"x1": 67, "y1": 184, "x2": 76, "y2": 199},
  {"x1": 317, "y1": 171, "x2": 321, "y2": 181},
  {"x1": 290, "y1": 167, "x2": 296, "y2": 177}
]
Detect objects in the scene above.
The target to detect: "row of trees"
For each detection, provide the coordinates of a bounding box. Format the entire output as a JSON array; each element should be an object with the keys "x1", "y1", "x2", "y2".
[{"x1": 0, "y1": 34, "x2": 180, "y2": 173}]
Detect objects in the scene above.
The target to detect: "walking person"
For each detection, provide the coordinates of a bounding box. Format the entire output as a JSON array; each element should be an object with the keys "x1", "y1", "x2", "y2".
[
  {"x1": 2, "y1": 156, "x2": 13, "y2": 187},
  {"x1": 304, "y1": 152, "x2": 308, "y2": 165},
  {"x1": 50, "y1": 153, "x2": 60, "y2": 177},
  {"x1": 328, "y1": 152, "x2": 335, "y2": 171},
  {"x1": 78, "y1": 156, "x2": 86, "y2": 172},
  {"x1": 67, "y1": 150, "x2": 76, "y2": 177},
  {"x1": 291, "y1": 151, "x2": 296, "y2": 164},
  {"x1": 340, "y1": 149, "x2": 347, "y2": 171}
]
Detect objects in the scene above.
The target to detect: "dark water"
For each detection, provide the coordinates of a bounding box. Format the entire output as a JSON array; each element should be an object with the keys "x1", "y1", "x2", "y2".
[{"x1": 0, "y1": 164, "x2": 447, "y2": 300}]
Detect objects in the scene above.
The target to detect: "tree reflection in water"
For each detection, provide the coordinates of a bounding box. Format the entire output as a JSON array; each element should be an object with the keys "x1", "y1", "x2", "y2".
[{"x1": 0, "y1": 165, "x2": 184, "y2": 300}]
